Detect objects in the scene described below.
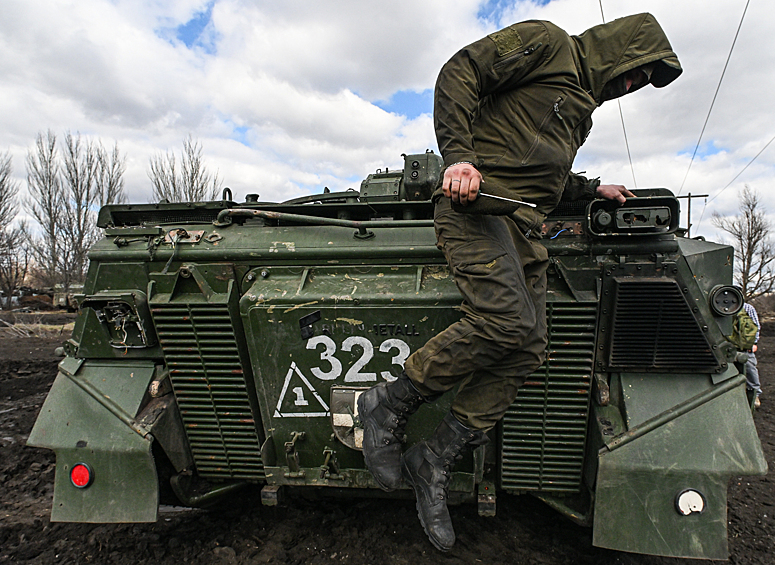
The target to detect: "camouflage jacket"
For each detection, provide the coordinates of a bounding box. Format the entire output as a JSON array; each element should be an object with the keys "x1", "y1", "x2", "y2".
[{"x1": 433, "y1": 13, "x2": 682, "y2": 232}]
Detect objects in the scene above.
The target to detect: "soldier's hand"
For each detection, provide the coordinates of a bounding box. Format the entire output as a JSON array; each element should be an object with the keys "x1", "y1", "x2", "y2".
[
  {"x1": 597, "y1": 184, "x2": 635, "y2": 204},
  {"x1": 442, "y1": 163, "x2": 482, "y2": 205}
]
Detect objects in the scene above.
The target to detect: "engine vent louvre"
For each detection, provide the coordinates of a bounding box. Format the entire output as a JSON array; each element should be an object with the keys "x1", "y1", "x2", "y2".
[
  {"x1": 111, "y1": 209, "x2": 221, "y2": 226},
  {"x1": 152, "y1": 303, "x2": 264, "y2": 480},
  {"x1": 500, "y1": 303, "x2": 596, "y2": 493},
  {"x1": 609, "y1": 279, "x2": 718, "y2": 370}
]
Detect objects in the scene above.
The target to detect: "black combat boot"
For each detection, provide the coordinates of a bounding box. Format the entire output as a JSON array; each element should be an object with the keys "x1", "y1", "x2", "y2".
[
  {"x1": 401, "y1": 412, "x2": 489, "y2": 551},
  {"x1": 357, "y1": 373, "x2": 431, "y2": 491}
]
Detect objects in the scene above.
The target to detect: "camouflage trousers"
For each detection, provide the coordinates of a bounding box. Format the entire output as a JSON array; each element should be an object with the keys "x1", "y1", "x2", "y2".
[{"x1": 404, "y1": 197, "x2": 549, "y2": 431}]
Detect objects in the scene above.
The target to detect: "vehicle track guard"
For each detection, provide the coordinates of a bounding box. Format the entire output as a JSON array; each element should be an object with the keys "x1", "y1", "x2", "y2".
[
  {"x1": 593, "y1": 381, "x2": 767, "y2": 559},
  {"x1": 28, "y1": 361, "x2": 158, "y2": 522}
]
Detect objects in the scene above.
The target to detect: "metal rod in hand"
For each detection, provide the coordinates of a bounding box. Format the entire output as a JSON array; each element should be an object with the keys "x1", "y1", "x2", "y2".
[{"x1": 479, "y1": 193, "x2": 537, "y2": 208}]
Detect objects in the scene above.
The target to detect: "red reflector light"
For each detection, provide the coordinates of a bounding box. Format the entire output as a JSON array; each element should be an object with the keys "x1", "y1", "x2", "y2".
[{"x1": 70, "y1": 463, "x2": 93, "y2": 488}]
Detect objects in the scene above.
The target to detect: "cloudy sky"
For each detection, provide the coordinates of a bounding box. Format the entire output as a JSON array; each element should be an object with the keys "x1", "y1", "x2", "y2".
[{"x1": 1, "y1": 0, "x2": 773, "y2": 239}]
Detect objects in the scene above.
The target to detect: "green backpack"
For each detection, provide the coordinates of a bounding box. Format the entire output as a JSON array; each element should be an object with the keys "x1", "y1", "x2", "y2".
[{"x1": 727, "y1": 309, "x2": 758, "y2": 351}]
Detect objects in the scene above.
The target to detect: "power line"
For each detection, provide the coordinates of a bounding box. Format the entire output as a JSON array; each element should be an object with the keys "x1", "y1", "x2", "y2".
[
  {"x1": 598, "y1": 0, "x2": 637, "y2": 187},
  {"x1": 710, "y1": 133, "x2": 775, "y2": 204},
  {"x1": 617, "y1": 98, "x2": 637, "y2": 187},
  {"x1": 693, "y1": 133, "x2": 775, "y2": 233},
  {"x1": 678, "y1": 0, "x2": 751, "y2": 195}
]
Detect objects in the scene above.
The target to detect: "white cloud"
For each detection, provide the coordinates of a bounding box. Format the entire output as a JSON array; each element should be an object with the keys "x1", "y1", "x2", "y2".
[
  {"x1": 212, "y1": 0, "x2": 488, "y2": 98},
  {"x1": 0, "y1": 0, "x2": 774, "y2": 243}
]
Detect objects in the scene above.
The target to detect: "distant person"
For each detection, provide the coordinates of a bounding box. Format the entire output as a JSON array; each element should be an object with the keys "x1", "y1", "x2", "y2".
[{"x1": 744, "y1": 302, "x2": 762, "y2": 408}]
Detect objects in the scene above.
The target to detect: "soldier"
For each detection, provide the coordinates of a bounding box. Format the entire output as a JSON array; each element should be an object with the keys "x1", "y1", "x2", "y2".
[{"x1": 358, "y1": 13, "x2": 682, "y2": 551}]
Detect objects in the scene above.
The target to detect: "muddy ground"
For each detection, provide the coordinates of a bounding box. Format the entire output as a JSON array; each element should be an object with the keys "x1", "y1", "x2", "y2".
[{"x1": 1, "y1": 318, "x2": 772, "y2": 565}]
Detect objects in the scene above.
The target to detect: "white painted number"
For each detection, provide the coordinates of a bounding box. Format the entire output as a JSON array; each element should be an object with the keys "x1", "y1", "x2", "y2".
[
  {"x1": 379, "y1": 339, "x2": 411, "y2": 382},
  {"x1": 292, "y1": 386, "x2": 309, "y2": 406},
  {"x1": 305, "y1": 335, "x2": 342, "y2": 380},
  {"x1": 306, "y1": 336, "x2": 410, "y2": 382},
  {"x1": 342, "y1": 336, "x2": 377, "y2": 382}
]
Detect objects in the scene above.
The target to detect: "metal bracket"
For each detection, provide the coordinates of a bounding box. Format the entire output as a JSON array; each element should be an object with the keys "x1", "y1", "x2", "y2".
[
  {"x1": 593, "y1": 372, "x2": 610, "y2": 406},
  {"x1": 550, "y1": 258, "x2": 592, "y2": 302},
  {"x1": 319, "y1": 446, "x2": 341, "y2": 479},
  {"x1": 148, "y1": 368, "x2": 172, "y2": 398},
  {"x1": 284, "y1": 431, "x2": 306, "y2": 477},
  {"x1": 164, "y1": 229, "x2": 204, "y2": 244},
  {"x1": 353, "y1": 228, "x2": 375, "y2": 240}
]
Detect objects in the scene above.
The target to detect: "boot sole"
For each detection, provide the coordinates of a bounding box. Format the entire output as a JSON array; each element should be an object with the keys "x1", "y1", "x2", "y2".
[{"x1": 402, "y1": 458, "x2": 452, "y2": 552}]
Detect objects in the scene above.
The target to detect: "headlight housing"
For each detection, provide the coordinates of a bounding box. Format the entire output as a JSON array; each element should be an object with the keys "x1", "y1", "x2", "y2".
[{"x1": 709, "y1": 285, "x2": 744, "y2": 316}]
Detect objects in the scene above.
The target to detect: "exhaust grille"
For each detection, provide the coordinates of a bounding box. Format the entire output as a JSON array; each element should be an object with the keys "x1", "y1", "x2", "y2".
[
  {"x1": 501, "y1": 303, "x2": 596, "y2": 493},
  {"x1": 609, "y1": 279, "x2": 717, "y2": 370},
  {"x1": 152, "y1": 303, "x2": 264, "y2": 480}
]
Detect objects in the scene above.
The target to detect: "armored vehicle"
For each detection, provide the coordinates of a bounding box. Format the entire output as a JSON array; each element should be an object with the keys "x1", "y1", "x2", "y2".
[{"x1": 29, "y1": 151, "x2": 766, "y2": 560}]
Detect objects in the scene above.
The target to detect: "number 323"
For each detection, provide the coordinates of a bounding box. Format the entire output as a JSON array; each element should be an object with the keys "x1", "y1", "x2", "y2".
[{"x1": 305, "y1": 335, "x2": 410, "y2": 382}]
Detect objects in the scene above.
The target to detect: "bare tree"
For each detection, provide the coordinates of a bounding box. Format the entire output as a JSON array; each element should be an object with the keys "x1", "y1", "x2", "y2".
[
  {"x1": 0, "y1": 151, "x2": 28, "y2": 309},
  {"x1": 97, "y1": 141, "x2": 127, "y2": 207},
  {"x1": 712, "y1": 186, "x2": 775, "y2": 300},
  {"x1": 25, "y1": 130, "x2": 63, "y2": 289},
  {"x1": 149, "y1": 135, "x2": 222, "y2": 202},
  {"x1": 61, "y1": 131, "x2": 100, "y2": 284},
  {"x1": 0, "y1": 150, "x2": 19, "y2": 228},
  {"x1": 24, "y1": 131, "x2": 127, "y2": 290},
  {"x1": 0, "y1": 222, "x2": 30, "y2": 310}
]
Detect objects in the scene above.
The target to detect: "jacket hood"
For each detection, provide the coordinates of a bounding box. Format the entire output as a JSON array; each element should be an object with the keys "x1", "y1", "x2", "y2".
[{"x1": 571, "y1": 13, "x2": 682, "y2": 104}]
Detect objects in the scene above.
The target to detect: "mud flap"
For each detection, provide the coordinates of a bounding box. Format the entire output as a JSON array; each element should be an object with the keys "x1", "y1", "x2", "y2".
[
  {"x1": 593, "y1": 381, "x2": 767, "y2": 559},
  {"x1": 28, "y1": 361, "x2": 158, "y2": 522}
]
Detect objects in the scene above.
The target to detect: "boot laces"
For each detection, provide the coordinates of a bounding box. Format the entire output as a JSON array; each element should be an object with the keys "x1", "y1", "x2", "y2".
[
  {"x1": 393, "y1": 413, "x2": 409, "y2": 443},
  {"x1": 384, "y1": 411, "x2": 409, "y2": 444},
  {"x1": 382, "y1": 382, "x2": 423, "y2": 444},
  {"x1": 437, "y1": 440, "x2": 467, "y2": 500}
]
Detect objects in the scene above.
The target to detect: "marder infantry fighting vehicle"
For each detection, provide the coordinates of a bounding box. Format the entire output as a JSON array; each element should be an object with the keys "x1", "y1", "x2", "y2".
[{"x1": 29, "y1": 151, "x2": 766, "y2": 560}]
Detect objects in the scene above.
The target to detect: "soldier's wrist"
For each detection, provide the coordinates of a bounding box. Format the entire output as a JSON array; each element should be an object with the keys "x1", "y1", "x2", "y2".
[
  {"x1": 443, "y1": 152, "x2": 477, "y2": 168},
  {"x1": 586, "y1": 177, "x2": 601, "y2": 198}
]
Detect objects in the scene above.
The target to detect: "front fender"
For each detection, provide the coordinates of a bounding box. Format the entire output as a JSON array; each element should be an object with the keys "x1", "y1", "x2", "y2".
[
  {"x1": 593, "y1": 376, "x2": 767, "y2": 559},
  {"x1": 28, "y1": 359, "x2": 158, "y2": 522}
]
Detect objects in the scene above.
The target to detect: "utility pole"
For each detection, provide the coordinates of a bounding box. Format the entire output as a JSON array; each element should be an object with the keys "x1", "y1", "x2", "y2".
[{"x1": 676, "y1": 193, "x2": 708, "y2": 237}]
